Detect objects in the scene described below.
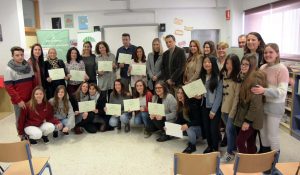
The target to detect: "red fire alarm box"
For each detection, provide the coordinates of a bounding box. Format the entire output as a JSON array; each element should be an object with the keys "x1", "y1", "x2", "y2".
[{"x1": 226, "y1": 10, "x2": 230, "y2": 20}]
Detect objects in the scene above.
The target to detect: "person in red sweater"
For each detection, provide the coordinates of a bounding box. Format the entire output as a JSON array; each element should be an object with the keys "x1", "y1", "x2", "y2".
[{"x1": 18, "y1": 86, "x2": 62, "y2": 144}]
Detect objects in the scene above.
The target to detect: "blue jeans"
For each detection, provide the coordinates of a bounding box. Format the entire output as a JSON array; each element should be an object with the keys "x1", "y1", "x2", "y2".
[
  {"x1": 109, "y1": 112, "x2": 131, "y2": 127},
  {"x1": 222, "y1": 113, "x2": 236, "y2": 154},
  {"x1": 134, "y1": 112, "x2": 149, "y2": 126},
  {"x1": 187, "y1": 126, "x2": 202, "y2": 145}
]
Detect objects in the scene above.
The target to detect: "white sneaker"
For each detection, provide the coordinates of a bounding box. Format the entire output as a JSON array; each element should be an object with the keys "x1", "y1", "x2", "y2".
[{"x1": 221, "y1": 152, "x2": 235, "y2": 163}]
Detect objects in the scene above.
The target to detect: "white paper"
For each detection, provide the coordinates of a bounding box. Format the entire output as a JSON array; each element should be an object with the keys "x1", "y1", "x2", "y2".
[{"x1": 165, "y1": 122, "x2": 183, "y2": 138}]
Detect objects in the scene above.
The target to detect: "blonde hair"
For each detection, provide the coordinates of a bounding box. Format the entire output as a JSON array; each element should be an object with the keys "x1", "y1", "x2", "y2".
[
  {"x1": 265, "y1": 43, "x2": 280, "y2": 64},
  {"x1": 47, "y1": 48, "x2": 57, "y2": 60},
  {"x1": 152, "y1": 38, "x2": 163, "y2": 55},
  {"x1": 217, "y1": 42, "x2": 229, "y2": 50}
]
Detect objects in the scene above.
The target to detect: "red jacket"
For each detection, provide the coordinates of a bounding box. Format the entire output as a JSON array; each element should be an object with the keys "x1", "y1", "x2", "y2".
[
  {"x1": 18, "y1": 102, "x2": 60, "y2": 135},
  {"x1": 144, "y1": 91, "x2": 153, "y2": 112}
]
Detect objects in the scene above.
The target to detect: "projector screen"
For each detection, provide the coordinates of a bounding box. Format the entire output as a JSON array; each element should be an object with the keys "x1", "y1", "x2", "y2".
[{"x1": 103, "y1": 25, "x2": 159, "y2": 57}]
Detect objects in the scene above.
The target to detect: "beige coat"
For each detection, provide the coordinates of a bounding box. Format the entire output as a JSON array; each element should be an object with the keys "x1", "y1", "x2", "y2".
[{"x1": 183, "y1": 54, "x2": 203, "y2": 84}]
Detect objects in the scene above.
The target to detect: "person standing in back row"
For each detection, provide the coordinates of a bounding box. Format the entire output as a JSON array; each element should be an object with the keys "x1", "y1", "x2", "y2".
[
  {"x1": 161, "y1": 35, "x2": 186, "y2": 94},
  {"x1": 116, "y1": 33, "x2": 136, "y2": 92}
]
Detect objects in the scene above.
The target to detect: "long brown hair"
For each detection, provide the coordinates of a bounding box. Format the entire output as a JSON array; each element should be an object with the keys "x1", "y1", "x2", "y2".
[
  {"x1": 29, "y1": 43, "x2": 44, "y2": 73},
  {"x1": 28, "y1": 86, "x2": 48, "y2": 113},
  {"x1": 133, "y1": 80, "x2": 147, "y2": 98},
  {"x1": 188, "y1": 40, "x2": 202, "y2": 58},
  {"x1": 112, "y1": 79, "x2": 128, "y2": 97},
  {"x1": 176, "y1": 87, "x2": 189, "y2": 113},
  {"x1": 264, "y1": 43, "x2": 280, "y2": 64},
  {"x1": 74, "y1": 82, "x2": 89, "y2": 101},
  {"x1": 53, "y1": 85, "x2": 69, "y2": 114},
  {"x1": 133, "y1": 46, "x2": 146, "y2": 63}
]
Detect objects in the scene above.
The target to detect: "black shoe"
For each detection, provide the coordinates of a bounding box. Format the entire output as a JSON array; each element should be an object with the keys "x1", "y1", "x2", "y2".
[
  {"x1": 29, "y1": 139, "x2": 37, "y2": 145},
  {"x1": 124, "y1": 123, "x2": 130, "y2": 133},
  {"x1": 220, "y1": 137, "x2": 227, "y2": 147},
  {"x1": 53, "y1": 131, "x2": 58, "y2": 138},
  {"x1": 63, "y1": 131, "x2": 69, "y2": 135},
  {"x1": 182, "y1": 143, "x2": 196, "y2": 154},
  {"x1": 42, "y1": 136, "x2": 49, "y2": 144},
  {"x1": 156, "y1": 134, "x2": 171, "y2": 142},
  {"x1": 144, "y1": 129, "x2": 152, "y2": 138},
  {"x1": 117, "y1": 121, "x2": 121, "y2": 130},
  {"x1": 203, "y1": 147, "x2": 213, "y2": 154}
]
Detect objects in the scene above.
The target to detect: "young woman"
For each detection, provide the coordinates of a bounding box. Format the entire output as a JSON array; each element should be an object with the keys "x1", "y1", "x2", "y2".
[
  {"x1": 251, "y1": 43, "x2": 289, "y2": 152},
  {"x1": 18, "y1": 86, "x2": 62, "y2": 144},
  {"x1": 146, "y1": 81, "x2": 177, "y2": 142},
  {"x1": 203, "y1": 40, "x2": 217, "y2": 57},
  {"x1": 107, "y1": 79, "x2": 132, "y2": 132},
  {"x1": 219, "y1": 54, "x2": 241, "y2": 162},
  {"x1": 234, "y1": 53, "x2": 267, "y2": 153},
  {"x1": 95, "y1": 41, "x2": 117, "y2": 100},
  {"x1": 89, "y1": 83, "x2": 110, "y2": 132},
  {"x1": 27, "y1": 43, "x2": 46, "y2": 88},
  {"x1": 176, "y1": 87, "x2": 202, "y2": 154},
  {"x1": 199, "y1": 55, "x2": 223, "y2": 153},
  {"x1": 49, "y1": 85, "x2": 75, "y2": 137},
  {"x1": 82, "y1": 41, "x2": 97, "y2": 84},
  {"x1": 70, "y1": 82, "x2": 97, "y2": 134},
  {"x1": 44, "y1": 48, "x2": 67, "y2": 99},
  {"x1": 216, "y1": 42, "x2": 229, "y2": 70},
  {"x1": 146, "y1": 38, "x2": 163, "y2": 92},
  {"x1": 132, "y1": 80, "x2": 153, "y2": 137},
  {"x1": 245, "y1": 32, "x2": 266, "y2": 68},
  {"x1": 128, "y1": 46, "x2": 147, "y2": 91},
  {"x1": 65, "y1": 47, "x2": 89, "y2": 96}
]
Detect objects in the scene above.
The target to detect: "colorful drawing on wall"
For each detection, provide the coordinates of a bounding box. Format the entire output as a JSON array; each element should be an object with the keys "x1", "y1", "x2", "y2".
[
  {"x1": 51, "y1": 17, "x2": 62, "y2": 29},
  {"x1": 0, "y1": 24, "x2": 2, "y2": 41},
  {"x1": 178, "y1": 41, "x2": 187, "y2": 48},
  {"x1": 174, "y1": 29, "x2": 184, "y2": 36},
  {"x1": 78, "y1": 16, "x2": 88, "y2": 30},
  {"x1": 174, "y1": 18, "x2": 183, "y2": 25},
  {"x1": 64, "y1": 14, "x2": 74, "y2": 28},
  {"x1": 184, "y1": 26, "x2": 193, "y2": 31}
]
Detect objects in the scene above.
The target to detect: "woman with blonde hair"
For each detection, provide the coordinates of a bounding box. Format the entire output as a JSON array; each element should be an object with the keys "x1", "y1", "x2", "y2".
[{"x1": 216, "y1": 42, "x2": 229, "y2": 70}]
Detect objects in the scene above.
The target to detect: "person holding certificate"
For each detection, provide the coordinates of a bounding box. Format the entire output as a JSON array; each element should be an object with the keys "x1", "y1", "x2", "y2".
[
  {"x1": 132, "y1": 80, "x2": 153, "y2": 137},
  {"x1": 65, "y1": 47, "x2": 89, "y2": 96},
  {"x1": 44, "y1": 48, "x2": 67, "y2": 99},
  {"x1": 199, "y1": 55, "x2": 223, "y2": 153},
  {"x1": 95, "y1": 41, "x2": 117, "y2": 101},
  {"x1": 107, "y1": 79, "x2": 132, "y2": 132},
  {"x1": 128, "y1": 46, "x2": 147, "y2": 92},
  {"x1": 146, "y1": 81, "x2": 177, "y2": 142},
  {"x1": 70, "y1": 82, "x2": 97, "y2": 134}
]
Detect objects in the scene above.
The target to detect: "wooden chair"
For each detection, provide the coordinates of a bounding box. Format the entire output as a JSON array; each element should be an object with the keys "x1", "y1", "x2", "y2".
[
  {"x1": 0, "y1": 140, "x2": 52, "y2": 175},
  {"x1": 221, "y1": 150, "x2": 280, "y2": 175},
  {"x1": 173, "y1": 152, "x2": 223, "y2": 175}
]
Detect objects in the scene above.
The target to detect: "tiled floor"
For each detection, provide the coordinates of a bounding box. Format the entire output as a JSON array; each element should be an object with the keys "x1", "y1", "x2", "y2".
[{"x1": 0, "y1": 114, "x2": 299, "y2": 175}]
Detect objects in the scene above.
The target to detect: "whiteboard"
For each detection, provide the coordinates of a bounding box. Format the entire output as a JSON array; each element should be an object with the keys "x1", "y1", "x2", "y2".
[{"x1": 103, "y1": 25, "x2": 159, "y2": 57}]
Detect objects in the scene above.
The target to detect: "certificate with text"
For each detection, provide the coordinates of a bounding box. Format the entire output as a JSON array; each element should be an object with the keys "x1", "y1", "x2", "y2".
[
  {"x1": 131, "y1": 64, "x2": 146, "y2": 76},
  {"x1": 106, "y1": 103, "x2": 121, "y2": 116},
  {"x1": 78, "y1": 100, "x2": 96, "y2": 112},
  {"x1": 48, "y1": 68, "x2": 65, "y2": 80},
  {"x1": 70, "y1": 70, "x2": 85, "y2": 81},
  {"x1": 182, "y1": 79, "x2": 207, "y2": 98},
  {"x1": 123, "y1": 98, "x2": 140, "y2": 112},
  {"x1": 98, "y1": 61, "x2": 113, "y2": 72},
  {"x1": 118, "y1": 53, "x2": 132, "y2": 64},
  {"x1": 165, "y1": 122, "x2": 183, "y2": 138},
  {"x1": 148, "y1": 102, "x2": 165, "y2": 116}
]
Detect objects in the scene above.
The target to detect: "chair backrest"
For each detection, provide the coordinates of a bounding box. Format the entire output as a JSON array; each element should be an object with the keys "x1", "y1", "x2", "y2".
[
  {"x1": 0, "y1": 140, "x2": 31, "y2": 162},
  {"x1": 234, "y1": 150, "x2": 279, "y2": 174},
  {"x1": 174, "y1": 152, "x2": 221, "y2": 175}
]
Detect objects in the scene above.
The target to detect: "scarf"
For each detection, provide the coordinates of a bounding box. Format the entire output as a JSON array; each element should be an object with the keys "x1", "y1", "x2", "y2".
[
  {"x1": 7, "y1": 59, "x2": 31, "y2": 74},
  {"x1": 89, "y1": 92, "x2": 100, "y2": 102},
  {"x1": 48, "y1": 58, "x2": 60, "y2": 69}
]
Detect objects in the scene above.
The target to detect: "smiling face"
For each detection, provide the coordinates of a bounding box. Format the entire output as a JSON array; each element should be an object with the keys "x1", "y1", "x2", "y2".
[
  {"x1": 176, "y1": 88, "x2": 185, "y2": 102},
  {"x1": 57, "y1": 88, "x2": 65, "y2": 100},
  {"x1": 99, "y1": 44, "x2": 107, "y2": 55},
  {"x1": 264, "y1": 45, "x2": 278, "y2": 64},
  {"x1": 247, "y1": 34, "x2": 260, "y2": 52},
  {"x1": 225, "y1": 59, "x2": 233, "y2": 75},
  {"x1": 48, "y1": 49, "x2": 57, "y2": 60},
  {"x1": 114, "y1": 81, "x2": 122, "y2": 93},
  {"x1": 238, "y1": 36, "x2": 247, "y2": 48},
  {"x1": 83, "y1": 43, "x2": 91, "y2": 55},
  {"x1": 70, "y1": 50, "x2": 78, "y2": 60},
  {"x1": 33, "y1": 45, "x2": 42, "y2": 59},
  {"x1": 153, "y1": 41, "x2": 160, "y2": 53},
  {"x1": 34, "y1": 89, "x2": 44, "y2": 104},
  {"x1": 135, "y1": 81, "x2": 144, "y2": 95},
  {"x1": 165, "y1": 37, "x2": 175, "y2": 49},
  {"x1": 155, "y1": 84, "x2": 164, "y2": 97},
  {"x1": 189, "y1": 41, "x2": 198, "y2": 55},
  {"x1": 89, "y1": 86, "x2": 97, "y2": 96},
  {"x1": 81, "y1": 83, "x2": 89, "y2": 94},
  {"x1": 217, "y1": 46, "x2": 227, "y2": 59},
  {"x1": 122, "y1": 36, "x2": 130, "y2": 47},
  {"x1": 204, "y1": 44, "x2": 211, "y2": 55},
  {"x1": 241, "y1": 59, "x2": 250, "y2": 74},
  {"x1": 203, "y1": 57, "x2": 212, "y2": 73},
  {"x1": 136, "y1": 48, "x2": 143, "y2": 60}
]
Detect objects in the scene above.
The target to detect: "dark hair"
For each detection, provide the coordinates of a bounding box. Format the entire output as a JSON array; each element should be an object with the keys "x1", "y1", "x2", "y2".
[
  {"x1": 165, "y1": 35, "x2": 176, "y2": 41},
  {"x1": 74, "y1": 82, "x2": 89, "y2": 101},
  {"x1": 66, "y1": 47, "x2": 81, "y2": 64},
  {"x1": 245, "y1": 32, "x2": 266, "y2": 63},
  {"x1": 89, "y1": 83, "x2": 100, "y2": 94},
  {"x1": 200, "y1": 55, "x2": 220, "y2": 92},
  {"x1": 133, "y1": 46, "x2": 146, "y2": 63},
  {"x1": 95, "y1": 41, "x2": 110, "y2": 55},
  {"x1": 176, "y1": 87, "x2": 189, "y2": 113},
  {"x1": 203, "y1": 41, "x2": 217, "y2": 57},
  {"x1": 238, "y1": 34, "x2": 246, "y2": 39},
  {"x1": 83, "y1": 41, "x2": 93, "y2": 55},
  {"x1": 154, "y1": 81, "x2": 169, "y2": 98},
  {"x1": 133, "y1": 80, "x2": 147, "y2": 97},
  {"x1": 29, "y1": 43, "x2": 45, "y2": 73},
  {"x1": 220, "y1": 54, "x2": 241, "y2": 82},
  {"x1": 11, "y1": 46, "x2": 24, "y2": 56},
  {"x1": 122, "y1": 33, "x2": 130, "y2": 38},
  {"x1": 112, "y1": 79, "x2": 128, "y2": 97},
  {"x1": 241, "y1": 53, "x2": 257, "y2": 74}
]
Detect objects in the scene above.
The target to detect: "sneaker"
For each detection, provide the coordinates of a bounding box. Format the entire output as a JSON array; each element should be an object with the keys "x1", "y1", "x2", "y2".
[
  {"x1": 144, "y1": 129, "x2": 152, "y2": 138},
  {"x1": 156, "y1": 134, "x2": 171, "y2": 142},
  {"x1": 117, "y1": 121, "x2": 121, "y2": 130},
  {"x1": 42, "y1": 136, "x2": 49, "y2": 144},
  {"x1": 221, "y1": 152, "x2": 235, "y2": 163},
  {"x1": 182, "y1": 143, "x2": 196, "y2": 154},
  {"x1": 29, "y1": 139, "x2": 37, "y2": 145},
  {"x1": 53, "y1": 131, "x2": 58, "y2": 138},
  {"x1": 124, "y1": 123, "x2": 130, "y2": 133}
]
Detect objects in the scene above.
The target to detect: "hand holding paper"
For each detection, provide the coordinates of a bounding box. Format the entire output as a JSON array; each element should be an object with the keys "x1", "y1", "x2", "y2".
[
  {"x1": 48, "y1": 68, "x2": 65, "y2": 80},
  {"x1": 123, "y1": 98, "x2": 140, "y2": 112},
  {"x1": 165, "y1": 122, "x2": 183, "y2": 138},
  {"x1": 148, "y1": 102, "x2": 165, "y2": 116},
  {"x1": 182, "y1": 79, "x2": 207, "y2": 98},
  {"x1": 70, "y1": 70, "x2": 85, "y2": 81},
  {"x1": 106, "y1": 103, "x2": 121, "y2": 116},
  {"x1": 131, "y1": 64, "x2": 146, "y2": 76},
  {"x1": 98, "y1": 61, "x2": 113, "y2": 72},
  {"x1": 78, "y1": 100, "x2": 96, "y2": 113},
  {"x1": 118, "y1": 53, "x2": 132, "y2": 64}
]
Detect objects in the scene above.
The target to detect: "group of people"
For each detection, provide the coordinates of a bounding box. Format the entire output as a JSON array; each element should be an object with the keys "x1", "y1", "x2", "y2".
[{"x1": 4, "y1": 32, "x2": 289, "y2": 163}]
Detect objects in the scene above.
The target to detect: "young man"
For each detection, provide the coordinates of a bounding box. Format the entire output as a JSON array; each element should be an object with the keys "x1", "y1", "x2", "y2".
[
  {"x1": 238, "y1": 34, "x2": 247, "y2": 48},
  {"x1": 161, "y1": 35, "x2": 186, "y2": 94},
  {"x1": 115, "y1": 33, "x2": 136, "y2": 91},
  {"x1": 4, "y1": 46, "x2": 35, "y2": 131}
]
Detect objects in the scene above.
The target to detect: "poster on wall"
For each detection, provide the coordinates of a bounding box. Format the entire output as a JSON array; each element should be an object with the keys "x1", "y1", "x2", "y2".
[
  {"x1": 51, "y1": 17, "x2": 62, "y2": 29},
  {"x1": 0, "y1": 24, "x2": 3, "y2": 41},
  {"x1": 78, "y1": 16, "x2": 88, "y2": 30},
  {"x1": 77, "y1": 32, "x2": 101, "y2": 54},
  {"x1": 64, "y1": 14, "x2": 74, "y2": 28},
  {"x1": 37, "y1": 30, "x2": 70, "y2": 61}
]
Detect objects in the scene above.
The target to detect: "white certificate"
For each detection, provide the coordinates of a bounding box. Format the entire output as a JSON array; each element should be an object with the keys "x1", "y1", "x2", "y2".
[
  {"x1": 70, "y1": 70, "x2": 85, "y2": 81},
  {"x1": 48, "y1": 68, "x2": 65, "y2": 80},
  {"x1": 118, "y1": 53, "x2": 132, "y2": 64},
  {"x1": 165, "y1": 122, "x2": 183, "y2": 138},
  {"x1": 106, "y1": 103, "x2": 121, "y2": 116},
  {"x1": 227, "y1": 47, "x2": 244, "y2": 61},
  {"x1": 182, "y1": 79, "x2": 207, "y2": 98},
  {"x1": 148, "y1": 102, "x2": 165, "y2": 116},
  {"x1": 78, "y1": 100, "x2": 96, "y2": 113},
  {"x1": 98, "y1": 61, "x2": 113, "y2": 72},
  {"x1": 131, "y1": 64, "x2": 146, "y2": 76},
  {"x1": 123, "y1": 98, "x2": 140, "y2": 112}
]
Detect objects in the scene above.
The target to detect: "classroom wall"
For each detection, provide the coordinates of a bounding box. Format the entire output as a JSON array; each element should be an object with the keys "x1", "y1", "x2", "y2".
[{"x1": 0, "y1": 0, "x2": 26, "y2": 75}]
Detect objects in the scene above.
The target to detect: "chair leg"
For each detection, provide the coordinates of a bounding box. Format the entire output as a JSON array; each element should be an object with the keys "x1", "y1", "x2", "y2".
[{"x1": 47, "y1": 163, "x2": 53, "y2": 175}]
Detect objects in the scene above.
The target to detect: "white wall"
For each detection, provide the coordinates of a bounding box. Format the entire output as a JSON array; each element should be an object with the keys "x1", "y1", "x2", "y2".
[
  {"x1": 0, "y1": 0, "x2": 25, "y2": 75},
  {"x1": 242, "y1": 0, "x2": 279, "y2": 10}
]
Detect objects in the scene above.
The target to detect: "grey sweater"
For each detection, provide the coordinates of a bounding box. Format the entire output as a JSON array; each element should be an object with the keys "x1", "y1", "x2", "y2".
[
  {"x1": 49, "y1": 98, "x2": 75, "y2": 129},
  {"x1": 152, "y1": 93, "x2": 177, "y2": 122},
  {"x1": 109, "y1": 93, "x2": 131, "y2": 113}
]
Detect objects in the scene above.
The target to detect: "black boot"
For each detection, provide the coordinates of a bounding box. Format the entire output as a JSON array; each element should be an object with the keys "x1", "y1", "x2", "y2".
[
  {"x1": 29, "y1": 139, "x2": 37, "y2": 145},
  {"x1": 117, "y1": 120, "x2": 121, "y2": 130},
  {"x1": 259, "y1": 146, "x2": 271, "y2": 153},
  {"x1": 156, "y1": 133, "x2": 171, "y2": 142},
  {"x1": 182, "y1": 143, "x2": 196, "y2": 154},
  {"x1": 42, "y1": 136, "x2": 49, "y2": 144}
]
